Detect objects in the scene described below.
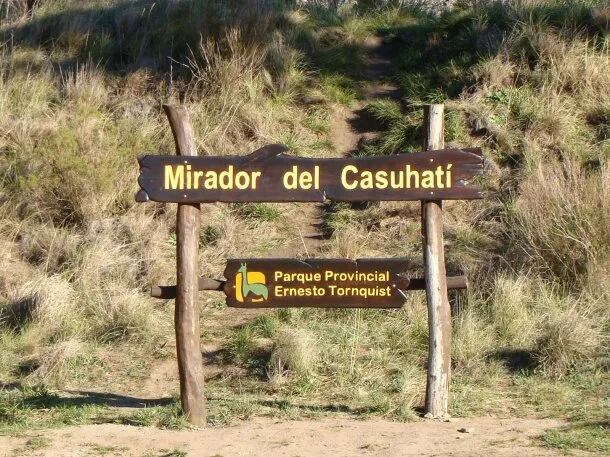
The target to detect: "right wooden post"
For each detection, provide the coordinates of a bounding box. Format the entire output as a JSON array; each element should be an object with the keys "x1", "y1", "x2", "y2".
[{"x1": 422, "y1": 104, "x2": 451, "y2": 418}]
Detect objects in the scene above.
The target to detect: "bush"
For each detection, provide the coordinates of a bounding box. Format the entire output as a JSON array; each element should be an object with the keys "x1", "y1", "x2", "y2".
[
  {"x1": 268, "y1": 327, "x2": 317, "y2": 382},
  {"x1": 511, "y1": 160, "x2": 610, "y2": 285},
  {"x1": 2, "y1": 276, "x2": 77, "y2": 335},
  {"x1": 535, "y1": 303, "x2": 602, "y2": 378}
]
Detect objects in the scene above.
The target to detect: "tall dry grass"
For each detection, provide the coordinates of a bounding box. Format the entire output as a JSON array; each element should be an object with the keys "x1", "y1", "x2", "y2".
[{"x1": 511, "y1": 159, "x2": 610, "y2": 286}]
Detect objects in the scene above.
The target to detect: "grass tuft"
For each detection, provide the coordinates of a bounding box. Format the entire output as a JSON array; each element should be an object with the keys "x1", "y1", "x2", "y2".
[{"x1": 268, "y1": 327, "x2": 317, "y2": 382}]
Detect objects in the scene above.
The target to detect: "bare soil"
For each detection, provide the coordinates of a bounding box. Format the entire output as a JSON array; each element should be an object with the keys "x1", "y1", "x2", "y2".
[
  {"x1": 0, "y1": 417, "x2": 577, "y2": 457},
  {"x1": 330, "y1": 36, "x2": 401, "y2": 156}
]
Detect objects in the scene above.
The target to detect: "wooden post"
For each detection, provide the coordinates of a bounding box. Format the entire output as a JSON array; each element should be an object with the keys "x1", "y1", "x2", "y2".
[
  {"x1": 163, "y1": 105, "x2": 205, "y2": 426},
  {"x1": 422, "y1": 104, "x2": 451, "y2": 419}
]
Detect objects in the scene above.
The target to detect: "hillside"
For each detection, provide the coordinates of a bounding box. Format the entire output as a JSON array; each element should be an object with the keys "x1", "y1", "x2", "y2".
[{"x1": 0, "y1": 0, "x2": 608, "y2": 455}]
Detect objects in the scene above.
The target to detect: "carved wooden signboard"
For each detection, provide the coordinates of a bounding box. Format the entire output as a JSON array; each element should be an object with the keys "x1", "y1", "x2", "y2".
[
  {"x1": 140, "y1": 103, "x2": 484, "y2": 424},
  {"x1": 136, "y1": 144, "x2": 483, "y2": 203},
  {"x1": 222, "y1": 258, "x2": 419, "y2": 308}
]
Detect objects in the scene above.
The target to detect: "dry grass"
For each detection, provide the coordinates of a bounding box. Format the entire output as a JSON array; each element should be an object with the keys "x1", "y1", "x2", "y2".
[
  {"x1": 452, "y1": 306, "x2": 494, "y2": 373},
  {"x1": 535, "y1": 304, "x2": 602, "y2": 378},
  {"x1": 23, "y1": 338, "x2": 83, "y2": 383},
  {"x1": 512, "y1": 160, "x2": 610, "y2": 285},
  {"x1": 268, "y1": 327, "x2": 318, "y2": 383},
  {"x1": 488, "y1": 274, "x2": 537, "y2": 348},
  {"x1": 0, "y1": 0, "x2": 333, "y2": 388},
  {"x1": 3, "y1": 275, "x2": 77, "y2": 335}
]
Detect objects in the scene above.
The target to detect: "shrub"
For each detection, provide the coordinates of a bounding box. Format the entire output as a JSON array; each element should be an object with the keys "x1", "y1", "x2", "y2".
[
  {"x1": 2, "y1": 275, "x2": 77, "y2": 335},
  {"x1": 488, "y1": 274, "x2": 537, "y2": 348},
  {"x1": 535, "y1": 304, "x2": 602, "y2": 378},
  {"x1": 268, "y1": 327, "x2": 317, "y2": 382},
  {"x1": 510, "y1": 160, "x2": 610, "y2": 285},
  {"x1": 85, "y1": 286, "x2": 165, "y2": 343},
  {"x1": 21, "y1": 339, "x2": 83, "y2": 383},
  {"x1": 452, "y1": 306, "x2": 494, "y2": 372}
]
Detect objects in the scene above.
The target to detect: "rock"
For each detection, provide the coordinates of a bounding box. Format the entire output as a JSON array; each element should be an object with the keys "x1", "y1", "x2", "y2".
[
  {"x1": 299, "y1": 95, "x2": 325, "y2": 106},
  {"x1": 471, "y1": 116, "x2": 492, "y2": 134},
  {"x1": 458, "y1": 427, "x2": 474, "y2": 434}
]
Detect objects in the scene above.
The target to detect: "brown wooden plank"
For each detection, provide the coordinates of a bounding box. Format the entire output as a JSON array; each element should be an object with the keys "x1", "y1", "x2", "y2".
[
  {"x1": 150, "y1": 275, "x2": 467, "y2": 299},
  {"x1": 136, "y1": 147, "x2": 483, "y2": 203},
  {"x1": 422, "y1": 104, "x2": 452, "y2": 419},
  {"x1": 216, "y1": 258, "x2": 415, "y2": 308},
  {"x1": 164, "y1": 105, "x2": 205, "y2": 427}
]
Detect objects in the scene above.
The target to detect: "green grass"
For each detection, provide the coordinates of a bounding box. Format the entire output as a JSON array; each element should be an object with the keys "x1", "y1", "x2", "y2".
[
  {"x1": 22, "y1": 435, "x2": 51, "y2": 451},
  {"x1": 319, "y1": 74, "x2": 360, "y2": 105},
  {"x1": 83, "y1": 443, "x2": 128, "y2": 456},
  {"x1": 0, "y1": 387, "x2": 109, "y2": 434},
  {"x1": 200, "y1": 225, "x2": 222, "y2": 246},
  {"x1": 304, "y1": 107, "x2": 331, "y2": 135},
  {"x1": 119, "y1": 402, "x2": 189, "y2": 429},
  {"x1": 211, "y1": 301, "x2": 609, "y2": 423},
  {"x1": 237, "y1": 203, "x2": 283, "y2": 223},
  {"x1": 542, "y1": 422, "x2": 610, "y2": 453}
]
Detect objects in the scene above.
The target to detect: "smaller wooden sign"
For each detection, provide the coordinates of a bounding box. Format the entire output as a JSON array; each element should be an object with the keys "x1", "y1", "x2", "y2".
[{"x1": 223, "y1": 258, "x2": 420, "y2": 309}]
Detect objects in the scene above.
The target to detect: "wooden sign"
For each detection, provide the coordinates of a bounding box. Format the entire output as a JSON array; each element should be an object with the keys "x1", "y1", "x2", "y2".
[
  {"x1": 136, "y1": 144, "x2": 483, "y2": 203},
  {"x1": 222, "y1": 258, "x2": 424, "y2": 308},
  {"x1": 143, "y1": 104, "x2": 481, "y2": 424}
]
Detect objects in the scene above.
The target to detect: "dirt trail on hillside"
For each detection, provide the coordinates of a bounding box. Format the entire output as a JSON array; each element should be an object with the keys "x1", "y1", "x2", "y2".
[
  {"x1": 330, "y1": 36, "x2": 400, "y2": 155},
  {"x1": 0, "y1": 417, "x2": 575, "y2": 456},
  {"x1": 228, "y1": 37, "x2": 399, "y2": 285},
  {"x1": 283, "y1": 35, "x2": 401, "y2": 257}
]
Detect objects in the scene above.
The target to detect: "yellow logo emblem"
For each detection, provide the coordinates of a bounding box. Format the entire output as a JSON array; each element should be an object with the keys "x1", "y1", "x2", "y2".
[{"x1": 236, "y1": 263, "x2": 268, "y2": 303}]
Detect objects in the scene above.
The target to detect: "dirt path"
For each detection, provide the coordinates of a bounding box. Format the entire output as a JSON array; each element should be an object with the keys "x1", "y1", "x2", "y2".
[
  {"x1": 330, "y1": 36, "x2": 400, "y2": 156},
  {"x1": 0, "y1": 417, "x2": 574, "y2": 456},
  {"x1": 245, "y1": 37, "x2": 400, "y2": 270}
]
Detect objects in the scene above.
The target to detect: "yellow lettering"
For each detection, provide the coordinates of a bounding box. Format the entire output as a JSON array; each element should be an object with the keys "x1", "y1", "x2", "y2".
[
  {"x1": 405, "y1": 165, "x2": 418, "y2": 188},
  {"x1": 300, "y1": 171, "x2": 313, "y2": 189},
  {"x1": 446, "y1": 164, "x2": 452, "y2": 187},
  {"x1": 252, "y1": 171, "x2": 261, "y2": 189},
  {"x1": 219, "y1": 165, "x2": 234, "y2": 190},
  {"x1": 194, "y1": 171, "x2": 204, "y2": 188},
  {"x1": 421, "y1": 170, "x2": 435, "y2": 188},
  {"x1": 186, "y1": 164, "x2": 192, "y2": 189},
  {"x1": 375, "y1": 171, "x2": 388, "y2": 189},
  {"x1": 390, "y1": 170, "x2": 404, "y2": 188},
  {"x1": 341, "y1": 165, "x2": 358, "y2": 190},
  {"x1": 360, "y1": 170, "x2": 373, "y2": 189},
  {"x1": 435, "y1": 165, "x2": 445, "y2": 188},
  {"x1": 283, "y1": 166, "x2": 298, "y2": 190},
  {"x1": 235, "y1": 171, "x2": 250, "y2": 190},
  {"x1": 204, "y1": 171, "x2": 218, "y2": 189},
  {"x1": 164, "y1": 165, "x2": 184, "y2": 190}
]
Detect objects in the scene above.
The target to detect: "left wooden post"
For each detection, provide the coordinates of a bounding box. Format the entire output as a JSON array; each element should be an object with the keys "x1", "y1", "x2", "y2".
[{"x1": 163, "y1": 104, "x2": 205, "y2": 426}]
